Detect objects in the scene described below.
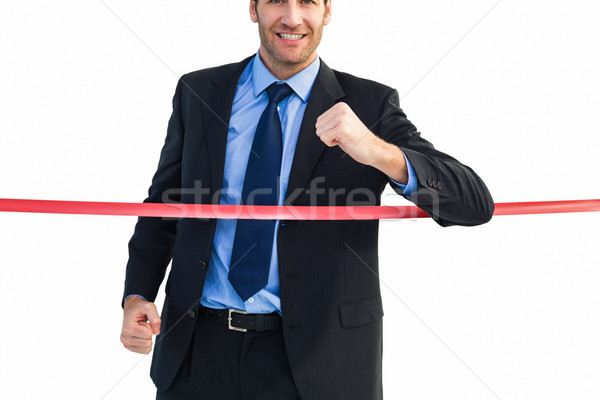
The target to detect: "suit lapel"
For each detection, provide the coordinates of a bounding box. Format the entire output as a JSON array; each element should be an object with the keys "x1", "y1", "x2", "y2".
[
  {"x1": 203, "y1": 56, "x2": 253, "y2": 197},
  {"x1": 285, "y1": 60, "x2": 345, "y2": 205}
]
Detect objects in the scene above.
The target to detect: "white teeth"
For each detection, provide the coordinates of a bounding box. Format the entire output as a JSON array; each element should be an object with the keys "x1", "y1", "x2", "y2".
[{"x1": 279, "y1": 33, "x2": 303, "y2": 40}]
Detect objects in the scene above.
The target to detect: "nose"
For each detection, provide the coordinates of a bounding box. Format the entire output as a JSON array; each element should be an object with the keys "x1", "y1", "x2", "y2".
[{"x1": 281, "y1": 3, "x2": 302, "y2": 28}]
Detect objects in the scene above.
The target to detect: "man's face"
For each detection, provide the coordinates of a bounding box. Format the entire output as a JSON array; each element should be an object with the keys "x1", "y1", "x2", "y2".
[{"x1": 250, "y1": 0, "x2": 332, "y2": 79}]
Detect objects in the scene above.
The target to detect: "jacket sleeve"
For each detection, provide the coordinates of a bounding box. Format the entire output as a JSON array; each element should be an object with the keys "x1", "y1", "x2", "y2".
[
  {"x1": 122, "y1": 79, "x2": 185, "y2": 304},
  {"x1": 378, "y1": 88, "x2": 495, "y2": 227}
]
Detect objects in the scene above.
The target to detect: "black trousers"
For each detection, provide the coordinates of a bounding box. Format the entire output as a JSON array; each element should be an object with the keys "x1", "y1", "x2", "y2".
[{"x1": 156, "y1": 310, "x2": 302, "y2": 400}]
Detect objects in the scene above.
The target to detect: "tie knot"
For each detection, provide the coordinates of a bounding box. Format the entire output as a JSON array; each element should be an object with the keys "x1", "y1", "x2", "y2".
[{"x1": 266, "y1": 82, "x2": 294, "y2": 105}]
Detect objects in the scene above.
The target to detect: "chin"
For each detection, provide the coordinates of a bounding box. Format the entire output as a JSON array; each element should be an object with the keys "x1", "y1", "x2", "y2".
[{"x1": 279, "y1": 52, "x2": 307, "y2": 64}]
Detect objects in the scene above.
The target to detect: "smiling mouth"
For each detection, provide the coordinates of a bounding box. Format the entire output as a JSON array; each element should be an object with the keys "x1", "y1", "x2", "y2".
[{"x1": 278, "y1": 33, "x2": 306, "y2": 40}]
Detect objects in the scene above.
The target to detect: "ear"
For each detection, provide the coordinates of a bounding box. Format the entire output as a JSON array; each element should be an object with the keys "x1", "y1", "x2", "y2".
[
  {"x1": 249, "y1": 0, "x2": 259, "y2": 23},
  {"x1": 323, "y1": 0, "x2": 332, "y2": 26}
]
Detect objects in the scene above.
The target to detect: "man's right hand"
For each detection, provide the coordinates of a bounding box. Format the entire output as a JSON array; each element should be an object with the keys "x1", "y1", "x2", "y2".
[{"x1": 120, "y1": 295, "x2": 161, "y2": 354}]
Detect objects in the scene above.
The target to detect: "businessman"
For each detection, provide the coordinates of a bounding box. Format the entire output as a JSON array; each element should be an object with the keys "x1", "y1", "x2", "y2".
[{"x1": 120, "y1": 1, "x2": 494, "y2": 399}]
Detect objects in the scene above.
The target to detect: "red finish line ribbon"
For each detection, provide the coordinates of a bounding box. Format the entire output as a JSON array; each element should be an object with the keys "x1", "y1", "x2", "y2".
[{"x1": 0, "y1": 198, "x2": 599, "y2": 220}]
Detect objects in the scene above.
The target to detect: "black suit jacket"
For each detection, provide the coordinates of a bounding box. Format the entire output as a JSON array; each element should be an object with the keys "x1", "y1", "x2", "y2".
[{"x1": 124, "y1": 56, "x2": 494, "y2": 399}]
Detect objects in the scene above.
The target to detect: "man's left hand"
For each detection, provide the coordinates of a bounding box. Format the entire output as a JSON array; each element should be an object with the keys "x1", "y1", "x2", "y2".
[
  {"x1": 315, "y1": 102, "x2": 408, "y2": 184},
  {"x1": 315, "y1": 102, "x2": 377, "y2": 166}
]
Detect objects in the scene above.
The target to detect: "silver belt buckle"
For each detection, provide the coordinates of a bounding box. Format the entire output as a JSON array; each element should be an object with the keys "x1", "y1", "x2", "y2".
[{"x1": 228, "y1": 309, "x2": 248, "y2": 332}]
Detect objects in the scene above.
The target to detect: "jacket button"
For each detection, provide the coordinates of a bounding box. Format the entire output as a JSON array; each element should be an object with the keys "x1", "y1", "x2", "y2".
[
  {"x1": 188, "y1": 310, "x2": 196, "y2": 318},
  {"x1": 427, "y1": 178, "x2": 433, "y2": 186},
  {"x1": 437, "y1": 182, "x2": 443, "y2": 190},
  {"x1": 199, "y1": 260, "x2": 207, "y2": 270}
]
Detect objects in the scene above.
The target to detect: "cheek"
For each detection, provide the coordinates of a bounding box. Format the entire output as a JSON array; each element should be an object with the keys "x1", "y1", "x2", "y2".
[
  {"x1": 307, "y1": 14, "x2": 326, "y2": 32},
  {"x1": 258, "y1": 10, "x2": 280, "y2": 26}
]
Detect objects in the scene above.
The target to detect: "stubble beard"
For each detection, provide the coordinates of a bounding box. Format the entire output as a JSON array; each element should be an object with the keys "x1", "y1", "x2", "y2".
[{"x1": 257, "y1": 20, "x2": 324, "y2": 75}]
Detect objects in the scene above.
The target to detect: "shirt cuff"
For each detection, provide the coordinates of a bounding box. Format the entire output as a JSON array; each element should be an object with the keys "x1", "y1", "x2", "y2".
[
  {"x1": 389, "y1": 151, "x2": 417, "y2": 197},
  {"x1": 124, "y1": 294, "x2": 148, "y2": 303}
]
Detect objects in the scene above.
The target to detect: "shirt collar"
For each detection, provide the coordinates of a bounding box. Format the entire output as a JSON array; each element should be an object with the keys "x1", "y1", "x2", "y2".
[{"x1": 252, "y1": 50, "x2": 320, "y2": 103}]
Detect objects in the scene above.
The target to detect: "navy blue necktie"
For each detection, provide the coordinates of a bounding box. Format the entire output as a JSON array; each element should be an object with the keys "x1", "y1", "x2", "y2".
[{"x1": 229, "y1": 83, "x2": 295, "y2": 302}]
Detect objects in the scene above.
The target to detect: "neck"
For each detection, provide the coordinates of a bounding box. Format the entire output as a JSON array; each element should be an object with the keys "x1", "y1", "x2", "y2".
[{"x1": 258, "y1": 49, "x2": 317, "y2": 80}]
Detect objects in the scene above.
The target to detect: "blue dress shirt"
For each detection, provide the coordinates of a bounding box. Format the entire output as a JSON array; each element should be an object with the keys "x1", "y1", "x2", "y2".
[{"x1": 200, "y1": 53, "x2": 319, "y2": 313}]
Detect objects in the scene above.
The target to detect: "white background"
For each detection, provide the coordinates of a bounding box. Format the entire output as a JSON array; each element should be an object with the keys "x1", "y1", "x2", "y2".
[{"x1": 1, "y1": 1, "x2": 599, "y2": 399}]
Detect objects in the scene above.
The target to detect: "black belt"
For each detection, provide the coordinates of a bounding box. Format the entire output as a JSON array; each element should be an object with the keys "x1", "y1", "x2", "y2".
[{"x1": 200, "y1": 305, "x2": 282, "y2": 332}]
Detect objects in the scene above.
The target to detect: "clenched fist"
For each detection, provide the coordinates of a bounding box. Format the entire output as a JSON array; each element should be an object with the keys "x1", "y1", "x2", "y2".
[
  {"x1": 120, "y1": 295, "x2": 161, "y2": 354},
  {"x1": 315, "y1": 102, "x2": 409, "y2": 184}
]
